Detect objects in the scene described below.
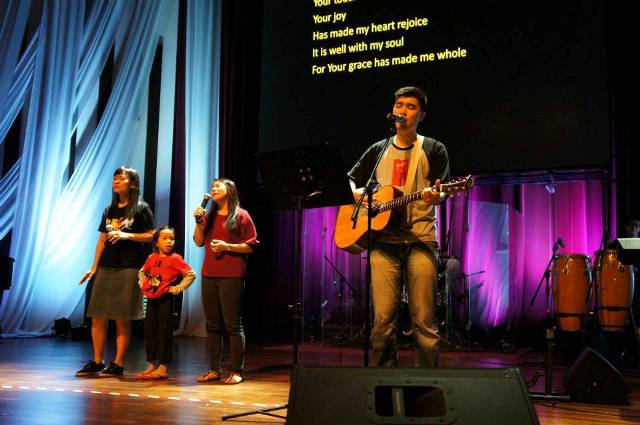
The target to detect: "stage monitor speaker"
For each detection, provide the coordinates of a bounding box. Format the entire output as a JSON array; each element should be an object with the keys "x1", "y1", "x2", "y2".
[
  {"x1": 286, "y1": 366, "x2": 539, "y2": 425},
  {"x1": 564, "y1": 347, "x2": 631, "y2": 404},
  {"x1": 615, "y1": 238, "x2": 640, "y2": 265}
]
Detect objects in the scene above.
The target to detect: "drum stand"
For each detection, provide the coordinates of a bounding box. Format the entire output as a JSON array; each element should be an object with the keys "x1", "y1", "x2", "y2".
[{"x1": 528, "y1": 243, "x2": 570, "y2": 401}]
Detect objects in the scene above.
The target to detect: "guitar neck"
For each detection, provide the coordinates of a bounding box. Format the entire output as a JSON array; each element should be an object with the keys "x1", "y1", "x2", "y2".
[
  {"x1": 374, "y1": 189, "x2": 427, "y2": 213},
  {"x1": 371, "y1": 177, "x2": 472, "y2": 214}
]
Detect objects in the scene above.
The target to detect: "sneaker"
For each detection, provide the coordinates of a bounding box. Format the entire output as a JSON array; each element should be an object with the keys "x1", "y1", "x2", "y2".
[
  {"x1": 75, "y1": 361, "x2": 105, "y2": 377},
  {"x1": 99, "y1": 362, "x2": 124, "y2": 377}
]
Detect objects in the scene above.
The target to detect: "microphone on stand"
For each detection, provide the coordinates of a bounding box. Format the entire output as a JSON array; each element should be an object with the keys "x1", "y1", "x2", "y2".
[
  {"x1": 553, "y1": 238, "x2": 565, "y2": 250},
  {"x1": 386, "y1": 113, "x2": 406, "y2": 123},
  {"x1": 195, "y1": 193, "x2": 211, "y2": 223}
]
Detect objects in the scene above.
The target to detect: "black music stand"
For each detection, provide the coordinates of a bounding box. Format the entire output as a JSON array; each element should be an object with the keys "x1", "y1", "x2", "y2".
[
  {"x1": 222, "y1": 143, "x2": 353, "y2": 421},
  {"x1": 615, "y1": 238, "x2": 640, "y2": 266}
]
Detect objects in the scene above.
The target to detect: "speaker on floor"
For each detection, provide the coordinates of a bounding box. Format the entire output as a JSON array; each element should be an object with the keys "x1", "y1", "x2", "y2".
[
  {"x1": 564, "y1": 346, "x2": 632, "y2": 404},
  {"x1": 286, "y1": 366, "x2": 539, "y2": 425}
]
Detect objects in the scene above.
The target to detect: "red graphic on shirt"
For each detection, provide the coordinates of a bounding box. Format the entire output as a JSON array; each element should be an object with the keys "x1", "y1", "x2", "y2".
[{"x1": 392, "y1": 159, "x2": 409, "y2": 187}]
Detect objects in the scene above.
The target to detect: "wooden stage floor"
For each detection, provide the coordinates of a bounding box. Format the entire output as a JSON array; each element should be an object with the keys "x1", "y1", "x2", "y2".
[{"x1": 1, "y1": 336, "x2": 639, "y2": 424}]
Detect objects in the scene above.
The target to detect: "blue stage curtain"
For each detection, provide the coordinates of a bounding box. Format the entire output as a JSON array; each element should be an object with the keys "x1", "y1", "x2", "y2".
[
  {"x1": 0, "y1": 0, "x2": 31, "y2": 115},
  {"x1": 0, "y1": 35, "x2": 37, "y2": 150},
  {"x1": 0, "y1": 0, "x2": 120, "y2": 236},
  {"x1": 0, "y1": 0, "x2": 172, "y2": 336},
  {"x1": 176, "y1": 0, "x2": 221, "y2": 337},
  {"x1": 0, "y1": 159, "x2": 20, "y2": 237}
]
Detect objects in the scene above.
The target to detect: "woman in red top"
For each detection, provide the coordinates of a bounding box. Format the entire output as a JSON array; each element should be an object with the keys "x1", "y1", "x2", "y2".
[{"x1": 193, "y1": 178, "x2": 258, "y2": 384}]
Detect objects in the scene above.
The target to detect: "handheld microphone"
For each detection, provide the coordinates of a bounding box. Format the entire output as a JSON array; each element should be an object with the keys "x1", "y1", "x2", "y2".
[
  {"x1": 196, "y1": 193, "x2": 211, "y2": 223},
  {"x1": 386, "y1": 113, "x2": 406, "y2": 123},
  {"x1": 200, "y1": 193, "x2": 211, "y2": 209}
]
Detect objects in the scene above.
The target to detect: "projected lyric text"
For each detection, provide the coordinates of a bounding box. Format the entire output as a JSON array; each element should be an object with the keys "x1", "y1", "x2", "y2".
[{"x1": 311, "y1": 0, "x2": 468, "y2": 76}]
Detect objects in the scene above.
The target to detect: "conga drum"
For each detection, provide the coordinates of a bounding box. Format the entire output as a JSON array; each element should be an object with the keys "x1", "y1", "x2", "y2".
[
  {"x1": 596, "y1": 249, "x2": 635, "y2": 332},
  {"x1": 553, "y1": 254, "x2": 591, "y2": 332}
]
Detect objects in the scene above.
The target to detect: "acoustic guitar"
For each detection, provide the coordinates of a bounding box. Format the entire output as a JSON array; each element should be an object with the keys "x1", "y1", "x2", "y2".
[{"x1": 334, "y1": 175, "x2": 474, "y2": 254}]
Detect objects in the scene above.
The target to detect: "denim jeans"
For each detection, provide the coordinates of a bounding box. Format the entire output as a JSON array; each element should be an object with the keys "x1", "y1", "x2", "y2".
[{"x1": 370, "y1": 242, "x2": 440, "y2": 367}]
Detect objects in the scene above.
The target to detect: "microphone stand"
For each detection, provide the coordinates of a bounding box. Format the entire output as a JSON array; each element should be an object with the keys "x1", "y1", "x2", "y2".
[
  {"x1": 587, "y1": 228, "x2": 607, "y2": 338},
  {"x1": 351, "y1": 123, "x2": 396, "y2": 366},
  {"x1": 323, "y1": 255, "x2": 362, "y2": 344},
  {"x1": 528, "y1": 241, "x2": 570, "y2": 401},
  {"x1": 461, "y1": 270, "x2": 484, "y2": 351}
]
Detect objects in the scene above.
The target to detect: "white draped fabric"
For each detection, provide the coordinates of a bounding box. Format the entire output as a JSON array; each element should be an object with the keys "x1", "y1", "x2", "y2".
[
  {"x1": 0, "y1": 0, "x2": 31, "y2": 116},
  {"x1": 0, "y1": 0, "x2": 221, "y2": 337},
  {"x1": 177, "y1": 0, "x2": 221, "y2": 336}
]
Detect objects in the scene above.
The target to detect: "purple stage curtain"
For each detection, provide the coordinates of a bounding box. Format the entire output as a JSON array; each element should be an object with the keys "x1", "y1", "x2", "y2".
[
  {"x1": 448, "y1": 180, "x2": 605, "y2": 332},
  {"x1": 275, "y1": 179, "x2": 605, "y2": 339}
]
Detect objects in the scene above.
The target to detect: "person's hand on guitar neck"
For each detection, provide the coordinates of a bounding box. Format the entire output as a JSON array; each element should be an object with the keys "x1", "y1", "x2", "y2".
[{"x1": 422, "y1": 179, "x2": 446, "y2": 204}]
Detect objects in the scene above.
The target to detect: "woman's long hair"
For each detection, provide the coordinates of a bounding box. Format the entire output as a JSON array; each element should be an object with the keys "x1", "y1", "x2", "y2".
[
  {"x1": 110, "y1": 166, "x2": 142, "y2": 218},
  {"x1": 204, "y1": 178, "x2": 240, "y2": 235}
]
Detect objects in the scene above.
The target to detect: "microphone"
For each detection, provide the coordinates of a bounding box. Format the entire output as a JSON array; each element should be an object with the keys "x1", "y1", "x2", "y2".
[
  {"x1": 554, "y1": 238, "x2": 565, "y2": 250},
  {"x1": 195, "y1": 193, "x2": 211, "y2": 223},
  {"x1": 386, "y1": 113, "x2": 406, "y2": 123},
  {"x1": 200, "y1": 193, "x2": 211, "y2": 209}
]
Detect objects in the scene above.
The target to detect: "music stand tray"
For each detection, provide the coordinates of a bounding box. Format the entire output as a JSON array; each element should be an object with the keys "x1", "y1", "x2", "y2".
[
  {"x1": 224, "y1": 144, "x2": 353, "y2": 422},
  {"x1": 615, "y1": 238, "x2": 640, "y2": 266},
  {"x1": 256, "y1": 142, "x2": 354, "y2": 211}
]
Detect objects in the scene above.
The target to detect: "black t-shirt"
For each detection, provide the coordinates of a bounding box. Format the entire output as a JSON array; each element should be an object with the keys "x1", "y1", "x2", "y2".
[{"x1": 98, "y1": 201, "x2": 155, "y2": 269}]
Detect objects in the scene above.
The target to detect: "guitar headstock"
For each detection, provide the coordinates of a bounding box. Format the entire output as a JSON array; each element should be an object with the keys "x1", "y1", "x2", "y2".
[{"x1": 442, "y1": 175, "x2": 474, "y2": 196}]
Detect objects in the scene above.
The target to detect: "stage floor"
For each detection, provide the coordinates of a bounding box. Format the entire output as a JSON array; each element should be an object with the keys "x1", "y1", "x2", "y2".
[{"x1": 0, "y1": 336, "x2": 639, "y2": 424}]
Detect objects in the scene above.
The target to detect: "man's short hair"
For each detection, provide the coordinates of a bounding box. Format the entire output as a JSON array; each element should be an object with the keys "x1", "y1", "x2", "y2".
[{"x1": 394, "y1": 86, "x2": 428, "y2": 112}]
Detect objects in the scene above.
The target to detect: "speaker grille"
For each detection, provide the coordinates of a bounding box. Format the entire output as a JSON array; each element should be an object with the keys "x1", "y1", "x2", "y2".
[{"x1": 286, "y1": 366, "x2": 539, "y2": 425}]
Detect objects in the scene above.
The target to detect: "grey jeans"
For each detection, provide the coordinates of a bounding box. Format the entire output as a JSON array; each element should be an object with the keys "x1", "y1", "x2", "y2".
[{"x1": 370, "y1": 242, "x2": 440, "y2": 367}]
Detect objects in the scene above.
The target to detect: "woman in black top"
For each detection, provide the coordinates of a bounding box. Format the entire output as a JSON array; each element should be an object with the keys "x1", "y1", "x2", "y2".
[{"x1": 76, "y1": 166, "x2": 155, "y2": 377}]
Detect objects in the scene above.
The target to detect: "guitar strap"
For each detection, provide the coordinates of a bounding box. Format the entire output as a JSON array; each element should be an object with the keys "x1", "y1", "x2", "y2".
[
  {"x1": 402, "y1": 135, "x2": 424, "y2": 225},
  {"x1": 403, "y1": 135, "x2": 423, "y2": 195}
]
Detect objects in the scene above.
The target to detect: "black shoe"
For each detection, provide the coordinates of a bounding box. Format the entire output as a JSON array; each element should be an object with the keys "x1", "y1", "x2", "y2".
[
  {"x1": 99, "y1": 362, "x2": 124, "y2": 377},
  {"x1": 75, "y1": 361, "x2": 105, "y2": 377}
]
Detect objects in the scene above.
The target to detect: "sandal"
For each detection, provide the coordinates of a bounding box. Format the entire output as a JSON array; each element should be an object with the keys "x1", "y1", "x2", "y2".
[
  {"x1": 224, "y1": 373, "x2": 244, "y2": 385},
  {"x1": 135, "y1": 366, "x2": 157, "y2": 380},
  {"x1": 197, "y1": 370, "x2": 221, "y2": 383},
  {"x1": 144, "y1": 372, "x2": 168, "y2": 380},
  {"x1": 135, "y1": 371, "x2": 152, "y2": 380}
]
